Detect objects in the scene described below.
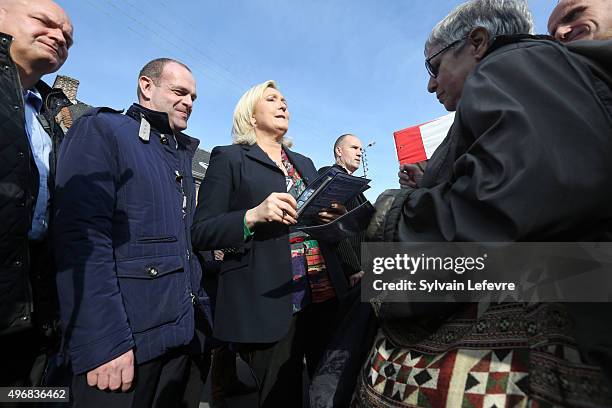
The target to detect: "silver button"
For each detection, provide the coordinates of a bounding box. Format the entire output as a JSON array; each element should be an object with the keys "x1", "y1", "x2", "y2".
[{"x1": 147, "y1": 267, "x2": 158, "y2": 277}]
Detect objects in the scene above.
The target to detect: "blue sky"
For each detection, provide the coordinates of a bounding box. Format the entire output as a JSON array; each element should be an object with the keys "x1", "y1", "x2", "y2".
[{"x1": 51, "y1": 0, "x2": 556, "y2": 200}]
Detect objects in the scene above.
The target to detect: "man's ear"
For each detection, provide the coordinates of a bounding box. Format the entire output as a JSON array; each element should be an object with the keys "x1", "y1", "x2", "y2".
[
  {"x1": 467, "y1": 27, "x2": 491, "y2": 61},
  {"x1": 138, "y1": 76, "x2": 154, "y2": 101}
]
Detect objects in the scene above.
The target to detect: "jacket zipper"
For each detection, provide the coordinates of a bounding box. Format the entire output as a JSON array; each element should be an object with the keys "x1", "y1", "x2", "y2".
[{"x1": 174, "y1": 167, "x2": 195, "y2": 304}]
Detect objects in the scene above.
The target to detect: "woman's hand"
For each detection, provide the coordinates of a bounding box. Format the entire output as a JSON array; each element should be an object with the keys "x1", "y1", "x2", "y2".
[
  {"x1": 318, "y1": 202, "x2": 347, "y2": 224},
  {"x1": 245, "y1": 192, "x2": 298, "y2": 228}
]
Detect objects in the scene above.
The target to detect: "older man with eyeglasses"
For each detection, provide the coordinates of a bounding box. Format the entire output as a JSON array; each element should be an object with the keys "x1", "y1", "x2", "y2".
[{"x1": 355, "y1": 0, "x2": 612, "y2": 406}]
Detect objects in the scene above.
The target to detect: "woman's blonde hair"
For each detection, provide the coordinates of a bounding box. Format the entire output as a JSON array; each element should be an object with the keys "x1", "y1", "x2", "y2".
[{"x1": 232, "y1": 80, "x2": 291, "y2": 146}]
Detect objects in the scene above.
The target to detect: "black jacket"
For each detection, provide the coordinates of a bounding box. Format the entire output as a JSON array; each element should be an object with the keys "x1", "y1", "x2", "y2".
[
  {"x1": 0, "y1": 32, "x2": 71, "y2": 336},
  {"x1": 191, "y1": 143, "x2": 348, "y2": 343},
  {"x1": 369, "y1": 36, "x2": 612, "y2": 244},
  {"x1": 367, "y1": 36, "x2": 612, "y2": 379}
]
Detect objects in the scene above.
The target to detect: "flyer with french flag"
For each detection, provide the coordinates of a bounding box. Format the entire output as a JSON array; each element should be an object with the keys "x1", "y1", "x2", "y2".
[{"x1": 393, "y1": 112, "x2": 455, "y2": 164}]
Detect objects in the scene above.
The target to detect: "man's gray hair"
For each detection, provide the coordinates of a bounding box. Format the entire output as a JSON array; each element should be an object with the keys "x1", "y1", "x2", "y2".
[{"x1": 426, "y1": 0, "x2": 534, "y2": 52}]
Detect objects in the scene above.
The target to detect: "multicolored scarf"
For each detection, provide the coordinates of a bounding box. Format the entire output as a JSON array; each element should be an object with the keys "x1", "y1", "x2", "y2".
[{"x1": 281, "y1": 149, "x2": 336, "y2": 313}]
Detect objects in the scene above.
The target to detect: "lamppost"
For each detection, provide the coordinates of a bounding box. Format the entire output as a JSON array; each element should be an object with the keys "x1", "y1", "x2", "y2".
[{"x1": 362, "y1": 141, "x2": 375, "y2": 178}]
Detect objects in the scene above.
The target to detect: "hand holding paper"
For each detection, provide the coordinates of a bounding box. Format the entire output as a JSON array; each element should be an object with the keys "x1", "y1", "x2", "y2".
[{"x1": 245, "y1": 192, "x2": 298, "y2": 227}]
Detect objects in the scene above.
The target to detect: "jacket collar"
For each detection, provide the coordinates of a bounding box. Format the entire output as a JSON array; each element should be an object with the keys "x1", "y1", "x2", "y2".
[
  {"x1": 126, "y1": 103, "x2": 200, "y2": 153},
  {"x1": 176, "y1": 131, "x2": 200, "y2": 154},
  {"x1": 484, "y1": 34, "x2": 555, "y2": 58},
  {"x1": 241, "y1": 143, "x2": 315, "y2": 185},
  {"x1": 242, "y1": 143, "x2": 278, "y2": 171},
  {"x1": 34, "y1": 80, "x2": 71, "y2": 115},
  {"x1": 332, "y1": 163, "x2": 349, "y2": 174},
  {"x1": 127, "y1": 103, "x2": 174, "y2": 134}
]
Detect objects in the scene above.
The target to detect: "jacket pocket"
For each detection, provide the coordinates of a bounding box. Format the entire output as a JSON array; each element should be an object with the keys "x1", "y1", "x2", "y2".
[
  {"x1": 136, "y1": 236, "x2": 178, "y2": 244},
  {"x1": 115, "y1": 255, "x2": 188, "y2": 334}
]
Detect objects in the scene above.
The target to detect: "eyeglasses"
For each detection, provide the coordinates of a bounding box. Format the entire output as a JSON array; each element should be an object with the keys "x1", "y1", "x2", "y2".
[{"x1": 425, "y1": 38, "x2": 463, "y2": 78}]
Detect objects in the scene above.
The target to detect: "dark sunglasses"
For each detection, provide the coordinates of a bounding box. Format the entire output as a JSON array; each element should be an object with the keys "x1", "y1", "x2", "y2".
[{"x1": 425, "y1": 38, "x2": 463, "y2": 78}]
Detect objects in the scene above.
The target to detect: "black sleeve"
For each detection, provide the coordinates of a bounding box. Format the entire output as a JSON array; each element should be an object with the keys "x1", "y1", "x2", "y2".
[
  {"x1": 376, "y1": 41, "x2": 612, "y2": 326},
  {"x1": 335, "y1": 238, "x2": 361, "y2": 277}
]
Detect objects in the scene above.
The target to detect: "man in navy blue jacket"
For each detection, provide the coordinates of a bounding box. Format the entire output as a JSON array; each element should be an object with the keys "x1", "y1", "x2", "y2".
[{"x1": 54, "y1": 58, "x2": 210, "y2": 407}]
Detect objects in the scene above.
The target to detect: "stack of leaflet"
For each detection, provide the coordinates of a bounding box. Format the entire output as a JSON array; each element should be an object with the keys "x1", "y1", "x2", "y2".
[{"x1": 295, "y1": 166, "x2": 374, "y2": 242}]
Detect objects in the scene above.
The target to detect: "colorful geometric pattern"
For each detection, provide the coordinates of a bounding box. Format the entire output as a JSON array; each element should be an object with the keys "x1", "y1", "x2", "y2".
[
  {"x1": 459, "y1": 349, "x2": 529, "y2": 408},
  {"x1": 362, "y1": 334, "x2": 450, "y2": 407},
  {"x1": 353, "y1": 303, "x2": 612, "y2": 408},
  {"x1": 361, "y1": 334, "x2": 530, "y2": 408}
]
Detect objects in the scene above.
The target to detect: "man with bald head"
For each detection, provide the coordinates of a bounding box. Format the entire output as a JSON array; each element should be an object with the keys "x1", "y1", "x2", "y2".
[
  {"x1": 548, "y1": 0, "x2": 612, "y2": 42},
  {"x1": 318, "y1": 134, "x2": 368, "y2": 288},
  {"x1": 0, "y1": 0, "x2": 73, "y2": 387},
  {"x1": 334, "y1": 133, "x2": 363, "y2": 175}
]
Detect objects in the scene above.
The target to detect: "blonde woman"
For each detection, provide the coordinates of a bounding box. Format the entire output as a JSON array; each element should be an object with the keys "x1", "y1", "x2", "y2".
[{"x1": 191, "y1": 80, "x2": 349, "y2": 406}]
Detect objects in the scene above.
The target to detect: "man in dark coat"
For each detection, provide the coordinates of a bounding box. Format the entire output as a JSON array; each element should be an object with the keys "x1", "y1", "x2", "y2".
[
  {"x1": 54, "y1": 58, "x2": 211, "y2": 407},
  {"x1": 363, "y1": 0, "x2": 612, "y2": 406},
  {"x1": 0, "y1": 0, "x2": 72, "y2": 387},
  {"x1": 319, "y1": 133, "x2": 368, "y2": 287}
]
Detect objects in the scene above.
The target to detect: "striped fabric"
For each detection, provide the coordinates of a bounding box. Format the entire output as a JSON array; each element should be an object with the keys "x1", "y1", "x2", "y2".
[
  {"x1": 319, "y1": 165, "x2": 368, "y2": 278},
  {"x1": 282, "y1": 149, "x2": 336, "y2": 313}
]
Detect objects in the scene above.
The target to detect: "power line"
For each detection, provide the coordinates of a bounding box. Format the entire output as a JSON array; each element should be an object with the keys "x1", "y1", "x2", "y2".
[
  {"x1": 81, "y1": 0, "x2": 330, "y2": 143},
  {"x1": 99, "y1": 0, "x2": 247, "y2": 94}
]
